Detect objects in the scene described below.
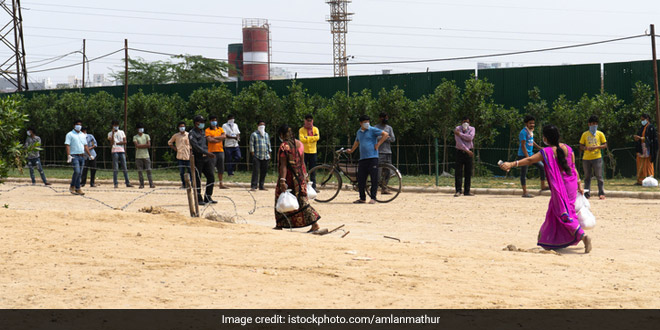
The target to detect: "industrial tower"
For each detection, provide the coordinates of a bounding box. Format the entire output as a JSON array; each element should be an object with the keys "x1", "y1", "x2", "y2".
[
  {"x1": 0, "y1": 0, "x2": 28, "y2": 91},
  {"x1": 326, "y1": 0, "x2": 352, "y2": 77}
]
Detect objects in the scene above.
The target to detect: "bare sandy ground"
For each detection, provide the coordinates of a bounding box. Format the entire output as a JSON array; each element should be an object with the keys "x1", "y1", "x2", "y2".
[{"x1": 1, "y1": 182, "x2": 659, "y2": 308}]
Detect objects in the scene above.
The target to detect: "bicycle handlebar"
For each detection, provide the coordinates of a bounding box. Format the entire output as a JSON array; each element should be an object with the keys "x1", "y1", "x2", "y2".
[{"x1": 335, "y1": 148, "x2": 346, "y2": 153}]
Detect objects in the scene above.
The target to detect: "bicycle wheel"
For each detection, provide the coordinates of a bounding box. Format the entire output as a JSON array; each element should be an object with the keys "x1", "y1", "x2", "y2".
[
  {"x1": 366, "y1": 163, "x2": 402, "y2": 203},
  {"x1": 307, "y1": 165, "x2": 342, "y2": 203}
]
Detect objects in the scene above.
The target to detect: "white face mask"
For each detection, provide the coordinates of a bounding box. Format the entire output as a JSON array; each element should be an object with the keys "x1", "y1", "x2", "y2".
[
  {"x1": 138, "y1": 128, "x2": 144, "y2": 133},
  {"x1": 179, "y1": 126, "x2": 186, "y2": 132},
  {"x1": 113, "y1": 126, "x2": 119, "y2": 131},
  {"x1": 27, "y1": 131, "x2": 32, "y2": 137},
  {"x1": 258, "y1": 125, "x2": 265, "y2": 135},
  {"x1": 462, "y1": 122, "x2": 470, "y2": 130},
  {"x1": 361, "y1": 122, "x2": 370, "y2": 130},
  {"x1": 228, "y1": 119, "x2": 235, "y2": 125},
  {"x1": 74, "y1": 125, "x2": 82, "y2": 132},
  {"x1": 543, "y1": 138, "x2": 550, "y2": 146}
]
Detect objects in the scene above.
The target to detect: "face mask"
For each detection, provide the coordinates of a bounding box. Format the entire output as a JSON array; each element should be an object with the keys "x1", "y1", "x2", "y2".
[
  {"x1": 211, "y1": 121, "x2": 218, "y2": 127},
  {"x1": 361, "y1": 122, "x2": 370, "y2": 130},
  {"x1": 543, "y1": 139, "x2": 550, "y2": 146},
  {"x1": 228, "y1": 119, "x2": 235, "y2": 125},
  {"x1": 197, "y1": 123, "x2": 205, "y2": 129},
  {"x1": 589, "y1": 125, "x2": 597, "y2": 135},
  {"x1": 642, "y1": 120, "x2": 648, "y2": 126},
  {"x1": 138, "y1": 128, "x2": 144, "y2": 133},
  {"x1": 258, "y1": 125, "x2": 265, "y2": 134},
  {"x1": 179, "y1": 126, "x2": 186, "y2": 132},
  {"x1": 27, "y1": 131, "x2": 31, "y2": 137},
  {"x1": 74, "y1": 125, "x2": 82, "y2": 132},
  {"x1": 462, "y1": 122, "x2": 469, "y2": 130},
  {"x1": 113, "y1": 126, "x2": 119, "y2": 131}
]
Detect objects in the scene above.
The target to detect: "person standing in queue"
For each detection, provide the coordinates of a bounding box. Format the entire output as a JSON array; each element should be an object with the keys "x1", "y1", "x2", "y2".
[{"x1": 189, "y1": 115, "x2": 216, "y2": 205}]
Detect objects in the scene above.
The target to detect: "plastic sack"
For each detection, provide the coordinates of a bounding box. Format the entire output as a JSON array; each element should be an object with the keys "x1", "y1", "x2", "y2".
[
  {"x1": 642, "y1": 176, "x2": 659, "y2": 187},
  {"x1": 577, "y1": 207, "x2": 596, "y2": 230},
  {"x1": 307, "y1": 182, "x2": 317, "y2": 200},
  {"x1": 276, "y1": 190, "x2": 299, "y2": 213},
  {"x1": 574, "y1": 193, "x2": 591, "y2": 213}
]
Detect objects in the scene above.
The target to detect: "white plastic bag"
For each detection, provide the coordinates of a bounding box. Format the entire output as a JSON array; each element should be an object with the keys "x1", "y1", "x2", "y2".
[
  {"x1": 642, "y1": 176, "x2": 658, "y2": 187},
  {"x1": 276, "y1": 190, "x2": 299, "y2": 213},
  {"x1": 306, "y1": 182, "x2": 317, "y2": 200},
  {"x1": 577, "y1": 207, "x2": 596, "y2": 230},
  {"x1": 574, "y1": 193, "x2": 591, "y2": 213}
]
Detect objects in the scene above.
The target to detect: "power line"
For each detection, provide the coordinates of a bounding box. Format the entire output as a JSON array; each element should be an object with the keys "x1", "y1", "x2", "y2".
[
  {"x1": 27, "y1": 48, "x2": 124, "y2": 73},
  {"x1": 126, "y1": 34, "x2": 650, "y2": 66}
]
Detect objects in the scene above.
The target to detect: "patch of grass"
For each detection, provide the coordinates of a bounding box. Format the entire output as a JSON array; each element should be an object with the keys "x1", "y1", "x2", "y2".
[{"x1": 7, "y1": 167, "x2": 658, "y2": 192}]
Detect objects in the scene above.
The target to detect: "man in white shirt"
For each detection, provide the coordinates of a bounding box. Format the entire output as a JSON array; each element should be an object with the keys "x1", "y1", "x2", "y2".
[
  {"x1": 222, "y1": 114, "x2": 241, "y2": 176},
  {"x1": 107, "y1": 119, "x2": 134, "y2": 188}
]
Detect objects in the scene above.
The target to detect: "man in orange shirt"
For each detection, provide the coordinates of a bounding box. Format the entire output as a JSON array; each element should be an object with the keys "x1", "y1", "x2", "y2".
[{"x1": 206, "y1": 115, "x2": 228, "y2": 189}]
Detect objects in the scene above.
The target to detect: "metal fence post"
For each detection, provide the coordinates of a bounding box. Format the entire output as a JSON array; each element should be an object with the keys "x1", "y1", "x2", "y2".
[{"x1": 434, "y1": 137, "x2": 439, "y2": 186}]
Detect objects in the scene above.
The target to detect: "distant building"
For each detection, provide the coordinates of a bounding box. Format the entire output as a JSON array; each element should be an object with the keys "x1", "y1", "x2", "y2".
[
  {"x1": 270, "y1": 67, "x2": 293, "y2": 80},
  {"x1": 0, "y1": 78, "x2": 45, "y2": 93}
]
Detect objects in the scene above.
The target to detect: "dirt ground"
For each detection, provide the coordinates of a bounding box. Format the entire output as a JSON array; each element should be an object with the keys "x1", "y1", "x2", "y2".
[{"x1": 1, "y1": 181, "x2": 659, "y2": 308}]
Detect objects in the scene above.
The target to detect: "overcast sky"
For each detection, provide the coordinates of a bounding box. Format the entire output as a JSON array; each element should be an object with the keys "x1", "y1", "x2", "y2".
[{"x1": 10, "y1": 0, "x2": 660, "y2": 84}]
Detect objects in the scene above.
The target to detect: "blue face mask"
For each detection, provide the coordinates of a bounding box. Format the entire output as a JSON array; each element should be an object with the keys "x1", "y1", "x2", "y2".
[
  {"x1": 197, "y1": 123, "x2": 205, "y2": 129},
  {"x1": 642, "y1": 120, "x2": 648, "y2": 126},
  {"x1": 179, "y1": 126, "x2": 186, "y2": 132},
  {"x1": 589, "y1": 125, "x2": 597, "y2": 135},
  {"x1": 211, "y1": 121, "x2": 218, "y2": 127}
]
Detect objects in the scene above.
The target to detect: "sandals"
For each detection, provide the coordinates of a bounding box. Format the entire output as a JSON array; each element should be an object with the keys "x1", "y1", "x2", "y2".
[
  {"x1": 522, "y1": 193, "x2": 534, "y2": 198},
  {"x1": 353, "y1": 199, "x2": 366, "y2": 204}
]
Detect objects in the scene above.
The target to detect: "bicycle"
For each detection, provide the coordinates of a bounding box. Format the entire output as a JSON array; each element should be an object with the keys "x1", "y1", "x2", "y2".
[{"x1": 307, "y1": 148, "x2": 402, "y2": 203}]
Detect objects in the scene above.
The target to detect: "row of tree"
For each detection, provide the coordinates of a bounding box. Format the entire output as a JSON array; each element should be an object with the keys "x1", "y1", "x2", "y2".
[{"x1": 6, "y1": 77, "x2": 657, "y2": 177}]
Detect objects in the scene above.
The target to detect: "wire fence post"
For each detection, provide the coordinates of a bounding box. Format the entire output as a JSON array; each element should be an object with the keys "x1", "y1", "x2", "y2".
[{"x1": 434, "y1": 137, "x2": 439, "y2": 186}]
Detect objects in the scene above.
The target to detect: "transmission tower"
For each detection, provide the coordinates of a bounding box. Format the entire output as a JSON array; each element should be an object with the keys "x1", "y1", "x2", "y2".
[
  {"x1": 326, "y1": 0, "x2": 353, "y2": 77},
  {"x1": 1, "y1": 0, "x2": 28, "y2": 91}
]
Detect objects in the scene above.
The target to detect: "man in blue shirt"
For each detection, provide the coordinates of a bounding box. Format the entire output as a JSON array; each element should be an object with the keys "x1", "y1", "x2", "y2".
[
  {"x1": 65, "y1": 119, "x2": 92, "y2": 195},
  {"x1": 347, "y1": 115, "x2": 390, "y2": 204},
  {"x1": 517, "y1": 115, "x2": 547, "y2": 197}
]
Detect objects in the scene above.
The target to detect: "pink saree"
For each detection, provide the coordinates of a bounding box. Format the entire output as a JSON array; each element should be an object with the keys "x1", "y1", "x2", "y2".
[{"x1": 538, "y1": 145, "x2": 585, "y2": 249}]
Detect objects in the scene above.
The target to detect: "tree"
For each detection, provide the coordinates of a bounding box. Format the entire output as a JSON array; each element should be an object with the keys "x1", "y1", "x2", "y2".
[
  {"x1": 188, "y1": 84, "x2": 235, "y2": 120},
  {"x1": 234, "y1": 81, "x2": 283, "y2": 135},
  {"x1": 111, "y1": 55, "x2": 232, "y2": 85},
  {"x1": 0, "y1": 96, "x2": 30, "y2": 181},
  {"x1": 419, "y1": 79, "x2": 461, "y2": 173}
]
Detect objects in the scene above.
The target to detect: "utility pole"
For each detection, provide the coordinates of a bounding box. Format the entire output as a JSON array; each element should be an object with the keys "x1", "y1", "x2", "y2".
[
  {"x1": 650, "y1": 24, "x2": 660, "y2": 175},
  {"x1": 82, "y1": 39, "x2": 86, "y2": 88},
  {"x1": 326, "y1": 0, "x2": 353, "y2": 77},
  {"x1": 124, "y1": 39, "x2": 129, "y2": 132},
  {"x1": 0, "y1": 0, "x2": 28, "y2": 91}
]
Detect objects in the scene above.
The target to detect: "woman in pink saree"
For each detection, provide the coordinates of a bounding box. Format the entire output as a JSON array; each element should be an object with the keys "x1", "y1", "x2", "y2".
[{"x1": 501, "y1": 125, "x2": 592, "y2": 253}]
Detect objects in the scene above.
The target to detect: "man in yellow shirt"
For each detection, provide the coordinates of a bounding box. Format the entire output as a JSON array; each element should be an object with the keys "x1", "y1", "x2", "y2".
[
  {"x1": 579, "y1": 115, "x2": 607, "y2": 200},
  {"x1": 299, "y1": 114, "x2": 320, "y2": 188},
  {"x1": 206, "y1": 115, "x2": 228, "y2": 189}
]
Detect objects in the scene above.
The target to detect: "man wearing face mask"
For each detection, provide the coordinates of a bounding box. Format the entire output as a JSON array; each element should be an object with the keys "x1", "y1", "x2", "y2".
[
  {"x1": 517, "y1": 115, "x2": 547, "y2": 198},
  {"x1": 65, "y1": 119, "x2": 93, "y2": 195},
  {"x1": 133, "y1": 123, "x2": 155, "y2": 189},
  {"x1": 168, "y1": 121, "x2": 191, "y2": 189},
  {"x1": 375, "y1": 112, "x2": 396, "y2": 194},
  {"x1": 222, "y1": 114, "x2": 241, "y2": 176},
  {"x1": 347, "y1": 115, "x2": 389, "y2": 204},
  {"x1": 633, "y1": 114, "x2": 658, "y2": 185},
  {"x1": 299, "y1": 114, "x2": 319, "y2": 189},
  {"x1": 206, "y1": 115, "x2": 228, "y2": 189},
  {"x1": 454, "y1": 116, "x2": 476, "y2": 197},
  {"x1": 579, "y1": 115, "x2": 607, "y2": 199},
  {"x1": 24, "y1": 127, "x2": 51, "y2": 186},
  {"x1": 189, "y1": 115, "x2": 216, "y2": 205},
  {"x1": 249, "y1": 120, "x2": 272, "y2": 191},
  {"x1": 107, "y1": 119, "x2": 133, "y2": 188}
]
